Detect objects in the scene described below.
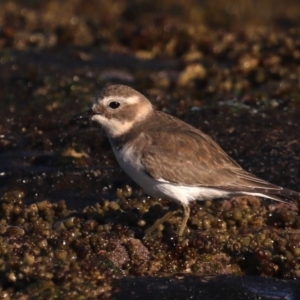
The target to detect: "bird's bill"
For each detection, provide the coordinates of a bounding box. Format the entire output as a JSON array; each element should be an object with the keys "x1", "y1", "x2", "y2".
[{"x1": 72, "y1": 109, "x2": 94, "y2": 121}]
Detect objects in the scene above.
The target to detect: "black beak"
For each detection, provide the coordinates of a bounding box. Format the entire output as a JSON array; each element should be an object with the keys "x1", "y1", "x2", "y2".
[
  {"x1": 70, "y1": 109, "x2": 94, "y2": 125},
  {"x1": 72, "y1": 109, "x2": 94, "y2": 121}
]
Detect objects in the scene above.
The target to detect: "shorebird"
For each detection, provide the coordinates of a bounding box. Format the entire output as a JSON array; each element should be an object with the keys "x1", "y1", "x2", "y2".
[{"x1": 75, "y1": 85, "x2": 299, "y2": 236}]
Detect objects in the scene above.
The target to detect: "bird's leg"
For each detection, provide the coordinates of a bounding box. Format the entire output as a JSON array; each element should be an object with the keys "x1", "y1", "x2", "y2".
[
  {"x1": 178, "y1": 205, "x2": 190, "y2": 236},
  {"x1": 144, "y1": 205, "x2": 190, "y2": 237},
  {"x1": 144, "y1": 210, "x2": 176, "y2": 237}
]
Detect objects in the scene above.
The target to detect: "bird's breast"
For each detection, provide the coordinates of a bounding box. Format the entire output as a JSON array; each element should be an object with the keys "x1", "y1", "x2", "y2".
[{"x1": 112, "y1": 144, "x2": 145, "y2": 179}]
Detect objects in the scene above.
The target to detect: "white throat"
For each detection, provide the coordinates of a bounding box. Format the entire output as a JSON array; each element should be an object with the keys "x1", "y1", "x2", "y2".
[{"x1": 91, "y1": 114, "x2": 136, "y2": 137}]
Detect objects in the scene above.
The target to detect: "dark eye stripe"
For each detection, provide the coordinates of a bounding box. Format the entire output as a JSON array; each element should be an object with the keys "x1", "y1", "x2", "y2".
[{"x1": 108, "y1": 101, "x2": 120, "y2": 109}]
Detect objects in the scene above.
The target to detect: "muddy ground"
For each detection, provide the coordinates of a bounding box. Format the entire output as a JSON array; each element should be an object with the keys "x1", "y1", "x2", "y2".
[{"x1": 0, "y1": 0, "x2": 300, "y2": 298}]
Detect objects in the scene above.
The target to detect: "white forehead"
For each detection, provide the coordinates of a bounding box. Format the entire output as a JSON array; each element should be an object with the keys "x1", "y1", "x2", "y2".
[{"x1": 94, "y1": 95, "x2": 141, "y2": 105}]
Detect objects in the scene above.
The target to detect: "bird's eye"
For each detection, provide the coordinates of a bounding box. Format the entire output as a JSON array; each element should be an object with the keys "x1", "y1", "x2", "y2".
[{"x1": 108, "y1": 101, "x2": 121, "y2": 109}]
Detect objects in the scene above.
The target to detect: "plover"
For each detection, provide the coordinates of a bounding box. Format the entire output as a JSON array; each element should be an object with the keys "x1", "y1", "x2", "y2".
[{"x1": 75, "y1": 85, "x2": 300, "y2": 236}]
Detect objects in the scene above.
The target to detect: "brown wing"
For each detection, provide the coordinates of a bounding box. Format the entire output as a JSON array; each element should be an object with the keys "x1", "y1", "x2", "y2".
[{"x1": 140, "y1": 128, "x2": 283, "y2": 192}]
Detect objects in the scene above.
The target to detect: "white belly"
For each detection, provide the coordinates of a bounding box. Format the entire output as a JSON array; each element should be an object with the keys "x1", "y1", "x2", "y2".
[{"x1": 112, "y1": 145, "x2": 229, "y2": 206}]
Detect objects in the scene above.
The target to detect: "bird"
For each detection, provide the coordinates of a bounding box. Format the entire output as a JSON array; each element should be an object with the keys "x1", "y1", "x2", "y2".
[{"x1": 74, "y1": 84, "x2": 300, "y2": 236}]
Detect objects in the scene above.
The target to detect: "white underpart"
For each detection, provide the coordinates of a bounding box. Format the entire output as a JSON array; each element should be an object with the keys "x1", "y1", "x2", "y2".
[
  {"x1": 112, "y1": 144, "x2": 231, "y2": 206},
  {"x1": 112, "y1": 142, "x2": 283, "y2": 205}
]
